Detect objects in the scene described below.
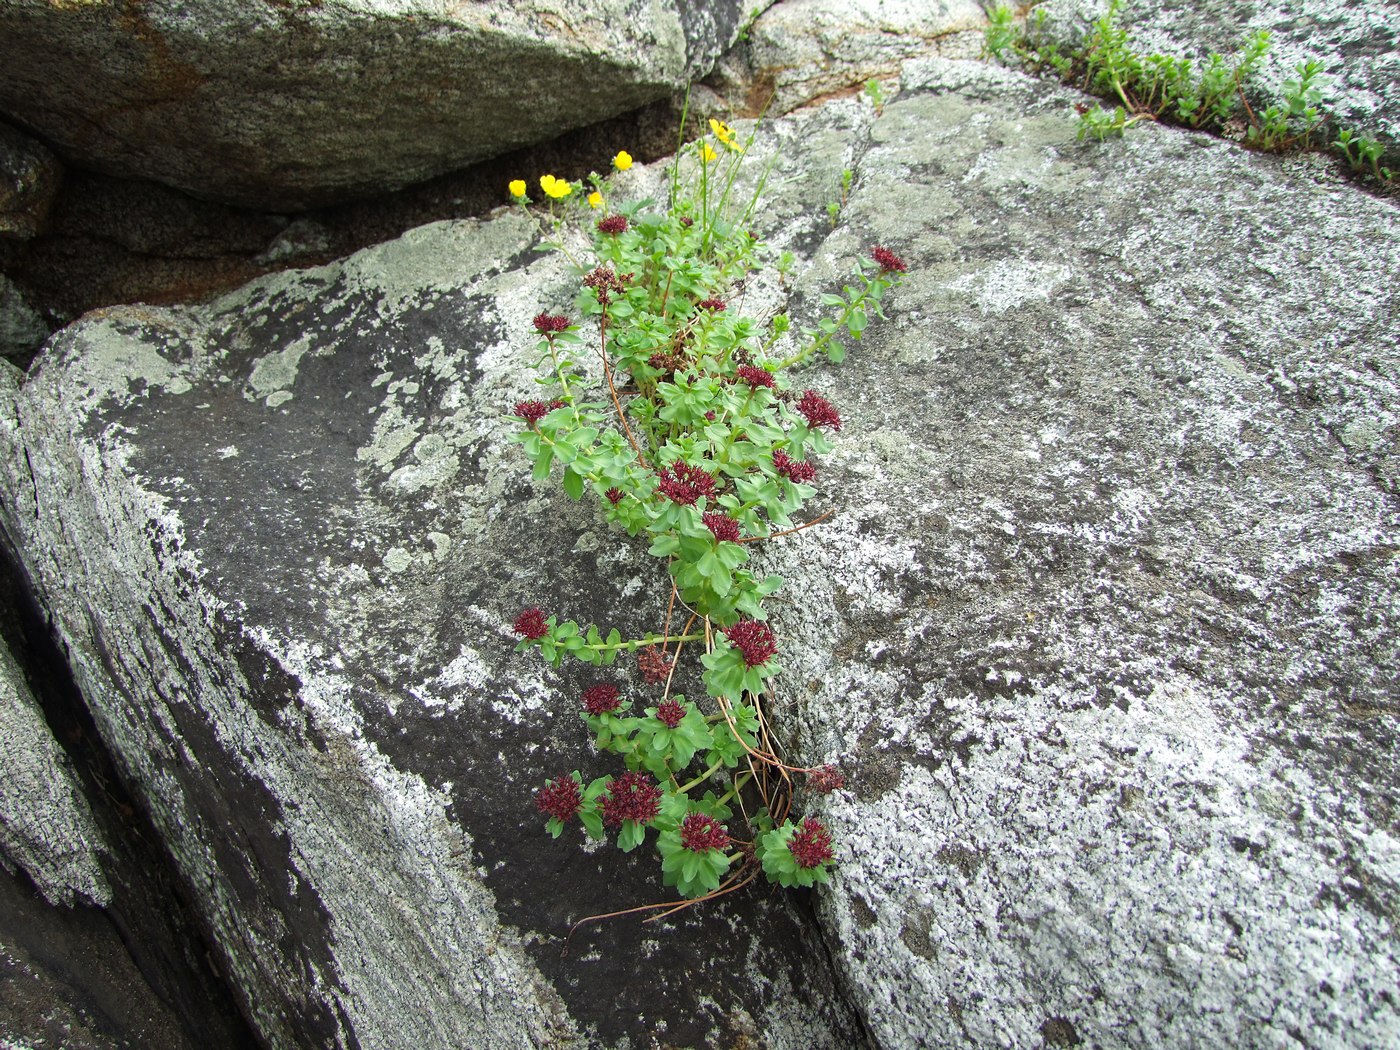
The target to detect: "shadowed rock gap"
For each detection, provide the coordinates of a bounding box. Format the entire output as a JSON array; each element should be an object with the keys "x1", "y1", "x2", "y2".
[{"x1": 0, "y1": 522, "x2": 260, "y2": 1050}]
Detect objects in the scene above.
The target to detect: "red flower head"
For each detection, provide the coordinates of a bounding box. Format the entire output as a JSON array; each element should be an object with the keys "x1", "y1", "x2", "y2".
[
  {"x1": 703, "y1": 512, "x2": 741, "y2": 543},
  {"x1": 735, "y1": 364, "x2": 775, "y2": 389},
  {"x1": 605, "y1": 487, "x2": 624, "y2": 505},
  {"x1": 797, "y1": 390, "x2": 842, "y2": 431},
  {"x1": 696, "y1": 297, "x2": 727, "y2": 312},
  {"x1": 599, "y1": 771, "x2": 662, "y2": 827},
  {"x1": 679, "y1": 812, "x2": 730, "y2": 854},
  {"x1": 582, "y1": 683, "x2": 623, "y2": 716},
  {"x1": 656, "y1": 462, "x2": 716, "y2": 506},
  {"x1": 789, "y1": 817, "x2": 834, "y2": 867},
  {"x1": 637, "y1": 647, "x2": 673, "y2": 685},
  {"x1": 772, "y1": 448, "x2": 817, "y2": 484},
  {"x1": 583, "y1": 266, "x2": 628, "y2": 306},
  {"x1": 723, "y1": 619, "x2": 777, "y2": 668},
  {"x1": 513, "y1": 400, "x2": 550, "y2": 425},
  {"x1": 533, "y1": 313, "x2": 570, "y2": 334},
  {"x1": 870, "y1": 246, "x2": 907, "y2": 273},
  {"x1": 535, "y1": 775, "x2": 582, "y2": 822},
  {"x1": 806, "y1": 764, "x2": 847, "y2": 794},
  {"x1": 655, "y1": 698, "x2": 686, "y2": 728},
  {"x1": 597, "y1": 214, "x2": 628, "y2": 235},
  {"x1": 513, "y1": 608, "x2": 548, "y2": 639}
]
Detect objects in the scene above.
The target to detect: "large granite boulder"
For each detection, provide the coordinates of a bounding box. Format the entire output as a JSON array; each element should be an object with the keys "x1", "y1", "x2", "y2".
[
  {"x1": 0, "y1": 0, "x2": 764, "y2": 210},
  {"x1": 2, "y1": 51, "x2": 1398, "y2": 1050}
]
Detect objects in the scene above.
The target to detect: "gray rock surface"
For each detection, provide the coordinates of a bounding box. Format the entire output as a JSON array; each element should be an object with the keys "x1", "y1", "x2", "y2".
[
  {"x1": 766, "y1": 58, "x2": 1400, "y2": 1048},
  {"x1": 0, "y1": 122, "x2": 60, "y2": 241},
  {"x1": 3, "y1": 46, "x2": 1398, "y2": 1050},
  {"x1": 1034, "y1": 0, "x2": 1400, "y2": 155},
  {"x1": 0, "y1": 0, "x2": 764, "y2": 210},
  {"x1": 0, "y1": 610, "x2": 109, "y2": 909},
  {"x1": 712, "y1": 0, "x2": 986, "y2": 115}
]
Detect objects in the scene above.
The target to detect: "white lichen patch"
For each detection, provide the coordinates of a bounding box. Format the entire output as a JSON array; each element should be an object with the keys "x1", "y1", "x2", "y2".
[
  {"x1": 946, "y1": 260, "x2": 1072, "y2": 315},
  {"x1": 245, "y1": 334, "x2": 315, "y2": 406}
]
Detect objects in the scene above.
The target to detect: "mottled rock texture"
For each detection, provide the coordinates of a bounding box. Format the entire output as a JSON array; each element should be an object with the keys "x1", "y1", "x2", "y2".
[
  {"x1": 0, "y1": 277, "x2": 47, "y2": 366},
  {"x1": 3, "y1": 50, "x2": 1398, "y2": 1050},
  {"x1": 0, "y1": 630, "x2": 109, "y2": 909},
  {"x1": 0, "y1": 122, "x2": 60, "y2": 241},
  {"x1": 0, "y1": 0, "x2": 763, "y2": 209},
  {"x1": 711, "y1": 0, "x2": 985, "y2": 115},
  {"x1": 1035, "y1": 0, "x2": 1400, "y2": 155}
]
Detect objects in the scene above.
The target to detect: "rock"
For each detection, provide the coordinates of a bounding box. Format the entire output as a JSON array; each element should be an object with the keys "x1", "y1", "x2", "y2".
[
  {"x1": 0, "y1": 122, "x2": 60, "y2": 240},
  {"x1": 4, "y1": 47, "x2": 1399, "y2": 1050},
  {"x1": 1033, "y1": 0, "x2": 1400, "y2": 156},
  {"x1": 0, "y1": 276, "x2": 48, "y2": 366},
  {"x1": 0, "y1": 0, "x2": 764, "y2": 210},
  {"x1": 714, "y1": 0, "x2": 986, "y2": 115},
  {"x1": 763, "y1": 58, "x2": 1400, "y2": 1048},
  {"x1": 0, "y1": 629, "x2": 109, "y2": 909}
]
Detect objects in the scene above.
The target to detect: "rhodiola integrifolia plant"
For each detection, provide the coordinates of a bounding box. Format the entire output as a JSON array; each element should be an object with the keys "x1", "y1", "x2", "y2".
[{"x1": 508, "y1": 119, "x2": 905, "y2": 912}]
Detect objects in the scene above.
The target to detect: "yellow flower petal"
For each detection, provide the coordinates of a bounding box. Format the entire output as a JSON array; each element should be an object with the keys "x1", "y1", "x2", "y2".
[
  {"x1": 701, "y1": 143, "x2": 718, "y2": 163},
  {"x1": 613, "y1": 150, "x2": 633, "y2": 171},
  {"x1": 709, "y1": 118, "x2": 734, "y2": 143},
  {"x1": 509, "y1": 179, "x2": 527, "y2": 199},
  {"x1": 588, "y1": 190, "x2": 602, "y2": 209}
]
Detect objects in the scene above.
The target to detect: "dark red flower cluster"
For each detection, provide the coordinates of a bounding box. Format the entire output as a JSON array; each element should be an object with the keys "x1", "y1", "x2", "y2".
[
  {"x1": 600, "y1": 771, "x2": 662, "y2": 827},
  {"x1": 806, "y1": 764, "x2": 846, "y2": 794},
  {"x1": 703, "y1": 512, "x2": 741, "y2": 543},
  {"x1": 772, "y1": 449, "x2": 817, "y2": 484},
  {"x1": 513, "y1": 399, "x2": 550, "y2": 425},
  {"x1": 535, "y1": 775, "x2": 582, "y2": 822},
  {"x1": 696, "y1": 298, "x2": 726, "y2": 311},
  {"x1": 679, "y1": 812, "x2": 730, "y2": 854},
  {"x1": 656, "y1": 462, "x2": 716, "y2": 506},
  {"x1": 583, "y1": 266, "x2": 628, "y2": 305},
  {"x1": 597, "y1": 214, "x2": 628, "y2": 235},
  {"x1": 735, "y1": 364, "x2": 775, "y2": 389},
  {"x1": 789, "y1": 817, "x2": 834, "y2": 868},
  {"x1": 533, "y1": 313, "x2": 570, "y2": 334},
  {"x1": 637, "y1": 647, "x2": 672, "y2": 684},
  {"x1": 679, "y1": 216, "x2": 694, "y2": 227},
  {"x1": 605, "y1": 487, "x2": 624, "y2": 505},
  {"x1": 655, "y1": 698, "x2": 686, "y2": 728},
  {"x1": 513, "y1": 608, "x2": 548, "y2": 639},
  {"x1": 797, "y1": 389, "x2": 842, "y2": 431},
  {"x1": 870, "y1": 246, "x2": 907, "y2": 273},
  {"x1": 723, "y1": 619, "x2": 777, "y2": 668},
  {"x1": 582, "y1": 683, "x2": 623, "y2": 716}
]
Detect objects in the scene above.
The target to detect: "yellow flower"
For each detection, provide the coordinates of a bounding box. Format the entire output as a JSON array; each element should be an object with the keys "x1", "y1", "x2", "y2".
[
  {"x1": 539, "y1": 174, "x2": 572, "y2": 200},
  {"x1": 701, "y1": 143, "x2": 718, "y2": 163},
  {"x1": 613, "y1": 150, "x2": 633, "y2": 171},
  {"x1": 508, "y1": 179, "x2": 527, "y2": 199},
  {"x1": 588, "y1": 190, "x2": 602, "y2": 209},
  {"x1": 709, "y1": 118, "x2": 738, "y2": 149}
]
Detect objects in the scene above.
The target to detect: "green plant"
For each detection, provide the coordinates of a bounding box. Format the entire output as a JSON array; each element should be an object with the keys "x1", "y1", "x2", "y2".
[
  {"x1": 826, "y1": 168, "x2": 854, "y2": 227},
  {"x1": 1248, "y1": 59, "x2": 1328, "y2": 151},
  {"x1": 1334, "y1": 129, "x2": 1395, "y2": 182},
  {"x1": 983, "y1": 4, "x2": 1019, "y2": 60},
  {"x1": 504, "y1": 115, "x2": 906, "y2": 919},
  {"x1": 862, "y1": 78, "x2": 887, "y2": 114},
  {"x1": 1075, "y1": 102, "x2": 1133, "y2": 141}
]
